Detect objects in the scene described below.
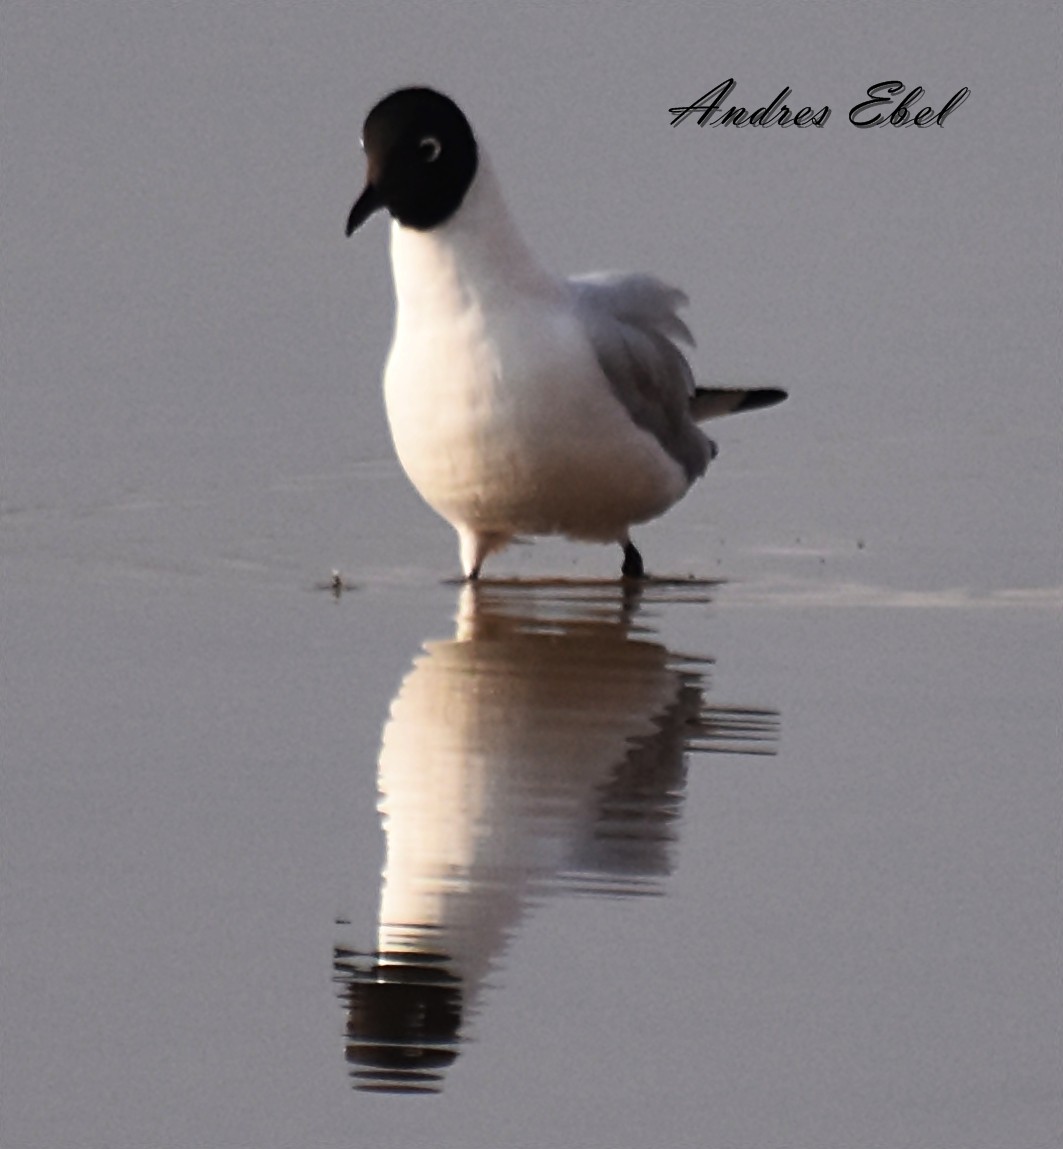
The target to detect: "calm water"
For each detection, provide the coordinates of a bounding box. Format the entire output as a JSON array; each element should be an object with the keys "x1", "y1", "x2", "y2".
[
  {"x1": 4, "y1": 522, "x2": 1059, "y2": 1146},
  {"x1": 333, "y1": 581, "x2": 779, "y2": 1094}
]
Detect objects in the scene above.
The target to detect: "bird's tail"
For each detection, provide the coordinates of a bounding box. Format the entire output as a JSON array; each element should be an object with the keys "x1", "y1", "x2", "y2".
[{"x1": 690, "y1": 387, "x2": 787, "y2": 423}]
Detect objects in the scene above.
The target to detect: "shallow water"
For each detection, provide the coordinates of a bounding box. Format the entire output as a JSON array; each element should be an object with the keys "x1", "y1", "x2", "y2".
[
  {"x1": 3, "y1": 512, "x2": 1059, "y2": 1146},
  {"x1": 333, "y1": 580, "x2": 778, "y2": 1094}
]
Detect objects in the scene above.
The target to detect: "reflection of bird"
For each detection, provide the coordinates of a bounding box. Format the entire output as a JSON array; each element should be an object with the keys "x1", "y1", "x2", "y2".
[
  {"x1": 335, "y1": 583, "x2": 779, "y2": 1093},
  {"x1": 345, "y1": 87, "x2": 786, "y2": 580}
]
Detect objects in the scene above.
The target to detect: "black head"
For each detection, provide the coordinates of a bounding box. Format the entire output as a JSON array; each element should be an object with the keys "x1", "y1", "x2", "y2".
[{"x1": 346, "y1": 87, "x2": 479, "y2": 235}]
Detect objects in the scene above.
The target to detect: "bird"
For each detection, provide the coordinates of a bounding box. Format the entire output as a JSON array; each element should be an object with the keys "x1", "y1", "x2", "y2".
[{"x1": 345, "y1": 87, "x2": 786, "y2": 581}]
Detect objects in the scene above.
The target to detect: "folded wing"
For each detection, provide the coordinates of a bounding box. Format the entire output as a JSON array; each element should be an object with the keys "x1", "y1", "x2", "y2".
[
  {"x1": 569, "y1": 272, "x2": 787, "y2": 480},
  {"x1": 568, "y1": 272, "x2": 714, "y2": 482}
]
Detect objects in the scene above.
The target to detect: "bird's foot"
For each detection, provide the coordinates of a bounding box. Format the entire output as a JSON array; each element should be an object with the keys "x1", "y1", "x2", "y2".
[{"x1": 621, "y1": 541, "x2": 645, "y2": 580}]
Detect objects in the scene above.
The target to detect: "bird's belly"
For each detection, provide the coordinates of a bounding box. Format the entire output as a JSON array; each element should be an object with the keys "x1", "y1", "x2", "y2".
[{"x1": 383, "y1": 328, "x2": 688, "y2": 540}]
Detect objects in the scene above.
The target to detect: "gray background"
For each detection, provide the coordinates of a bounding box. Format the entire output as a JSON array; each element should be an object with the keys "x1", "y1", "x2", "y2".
[{"x1": 3, "y1": 1, "x2": 1060, "y2": 1147}]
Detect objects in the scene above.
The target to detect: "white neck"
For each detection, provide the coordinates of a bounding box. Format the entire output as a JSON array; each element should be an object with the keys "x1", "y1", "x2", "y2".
[{"x1": 388, "y1": 152, "x2": 560, "y2": 319}]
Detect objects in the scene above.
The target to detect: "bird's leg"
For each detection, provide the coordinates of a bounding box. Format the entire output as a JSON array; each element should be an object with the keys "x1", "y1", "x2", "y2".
[
  {"x1": 459, "y1": 528, "x2": 484, "y2": 581},
  {"x1": 621, "y1": 539, "x2": 645, "y2": 580},
  {"x1": 459, "y1": 527, "x2": 509, "y2": 582}
]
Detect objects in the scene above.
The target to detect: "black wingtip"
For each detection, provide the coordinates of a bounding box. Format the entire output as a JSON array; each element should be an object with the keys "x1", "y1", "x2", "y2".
[
  {"x1": 689, "y1": 387, "x2": 789, "y2": 422},
  {"x1": 735, "y1": 388, "x2": 788, "y2": 412}
]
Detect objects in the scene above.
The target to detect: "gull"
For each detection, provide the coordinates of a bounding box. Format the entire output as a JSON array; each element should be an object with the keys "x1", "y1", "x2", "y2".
[{"x1": 345, "y1": 87, "x2": 786, "y2": 580}]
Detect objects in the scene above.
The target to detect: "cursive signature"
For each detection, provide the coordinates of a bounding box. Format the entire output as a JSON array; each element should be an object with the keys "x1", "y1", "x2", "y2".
[{"x1": 670, "y1": 79, "x2": 970, "y2": 129}]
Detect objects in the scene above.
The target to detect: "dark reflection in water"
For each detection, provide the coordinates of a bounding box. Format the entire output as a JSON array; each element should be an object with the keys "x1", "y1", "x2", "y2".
[{"x1": 335, "y1": 581, "x2": 779, "y2": 1094}]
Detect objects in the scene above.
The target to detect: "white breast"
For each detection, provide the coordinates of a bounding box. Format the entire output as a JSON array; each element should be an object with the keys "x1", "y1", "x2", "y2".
[{"x1": 381, "y1": 157, "x2": 689, "y2": 542}]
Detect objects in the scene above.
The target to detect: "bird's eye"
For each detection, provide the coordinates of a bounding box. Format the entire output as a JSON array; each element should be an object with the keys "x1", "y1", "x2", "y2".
[{"x1": 418, "y1": 136, "x2": 442, "y2": 163}]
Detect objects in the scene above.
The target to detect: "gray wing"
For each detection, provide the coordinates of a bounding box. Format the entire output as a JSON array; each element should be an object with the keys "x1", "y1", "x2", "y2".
[{"x1": 568, "y1": 272, "x2": 715, "y2": 482}]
